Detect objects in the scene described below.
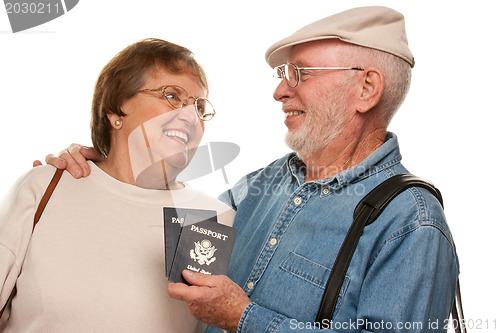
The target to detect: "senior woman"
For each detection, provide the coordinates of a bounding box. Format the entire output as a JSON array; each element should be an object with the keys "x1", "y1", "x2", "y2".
[{"x1": 0, "y1": 38, "x2": 234, "y2": 332}]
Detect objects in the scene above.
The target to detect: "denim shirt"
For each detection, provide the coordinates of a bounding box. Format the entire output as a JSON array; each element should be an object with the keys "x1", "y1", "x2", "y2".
[{"x1": 209, "y1": 133, "x2": 458, "y2": 333}]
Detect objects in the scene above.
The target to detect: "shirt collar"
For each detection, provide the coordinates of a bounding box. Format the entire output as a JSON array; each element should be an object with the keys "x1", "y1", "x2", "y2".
[{"x1": 287, "y1": 132, "x2": 402, "y2": 189}]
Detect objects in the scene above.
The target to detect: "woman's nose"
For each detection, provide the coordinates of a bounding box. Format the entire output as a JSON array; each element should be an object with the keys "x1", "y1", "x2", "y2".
[{"x1": 177, "y1": 104, "x2": 199, "y2": 125}]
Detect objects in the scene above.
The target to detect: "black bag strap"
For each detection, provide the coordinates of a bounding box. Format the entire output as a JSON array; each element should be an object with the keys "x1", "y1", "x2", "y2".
[
  {"x1": 451, "y1": 279, "x2": 467, "y2": 333},
  {"x1": 315, "y1": 174, "x2": 465, "y2": 332}
]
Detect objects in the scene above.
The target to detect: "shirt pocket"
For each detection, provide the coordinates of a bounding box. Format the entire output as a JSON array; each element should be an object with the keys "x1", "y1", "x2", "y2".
[{"x1": 273, "y1": 251, "x2": 350, "y2": 321}]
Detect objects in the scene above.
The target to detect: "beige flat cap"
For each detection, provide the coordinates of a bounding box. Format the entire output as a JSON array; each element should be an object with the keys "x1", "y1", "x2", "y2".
[{"x1": 265, "y1": 6, "x2": 414, "y2": 68}]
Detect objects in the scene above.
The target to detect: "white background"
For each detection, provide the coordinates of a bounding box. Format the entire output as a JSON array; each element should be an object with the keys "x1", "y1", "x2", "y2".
[{"x1": 1, "y1": 0, "x2": 498, "y2": 330}]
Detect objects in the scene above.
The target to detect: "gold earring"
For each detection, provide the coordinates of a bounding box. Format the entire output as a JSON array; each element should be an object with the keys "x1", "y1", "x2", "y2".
[{"x1": 114, "y1": 120, "x2": 122, "y2": 127}]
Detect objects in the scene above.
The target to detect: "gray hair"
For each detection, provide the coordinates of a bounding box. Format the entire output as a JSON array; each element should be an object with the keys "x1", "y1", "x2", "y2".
[{"x1": 338, "y1": 42, "x2": 412, "y2": 126}]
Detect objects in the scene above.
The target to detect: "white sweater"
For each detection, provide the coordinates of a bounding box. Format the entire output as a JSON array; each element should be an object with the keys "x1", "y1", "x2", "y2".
[{"x1": 0, "y1": 162, "x2": 235, "y2": 332}]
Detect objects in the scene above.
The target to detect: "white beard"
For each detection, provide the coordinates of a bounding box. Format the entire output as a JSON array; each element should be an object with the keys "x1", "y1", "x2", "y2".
[{"x1": 285, "y1": 89, "x2": 349, "y2": 160}]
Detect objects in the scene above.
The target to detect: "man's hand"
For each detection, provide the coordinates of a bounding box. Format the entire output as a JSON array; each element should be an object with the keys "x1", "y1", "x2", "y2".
[
  {"x1": 168, "y1": 270, "x2": 251, "y2": 332},
  {"x1": 34, "y1": 144, "x2": 104, "y2": 179}
]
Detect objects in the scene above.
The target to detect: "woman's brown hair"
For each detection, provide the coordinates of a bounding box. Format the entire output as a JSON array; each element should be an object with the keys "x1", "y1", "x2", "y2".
[{"x1": 90, "y1": 38, "x2": 208, "y2": 156}]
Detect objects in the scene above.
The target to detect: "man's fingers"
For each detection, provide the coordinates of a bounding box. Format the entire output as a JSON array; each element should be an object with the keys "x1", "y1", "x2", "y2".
[
  {"x1": 46, "y1": 149, "x2": 84, "y2": 178},
  {"x1": 169, "y1": 272, "x2": 249, "y2": 332},
  {"x1": 167, "y1": 282, "x2": 193, "y2": 301},
  {"x1": 182, "y1": 270, "x2": 221, "y2": 287},
  {"x1": 80, "y1": 146, "x2": 104, "y2": 162},
  {"x1": 42, "y1": 144, "x2": 101, "y2": 179},
  {"x1": 45, "y1": 153, "x2": 68, "y2": 170},
  {"x1": 167, "y1": 272, "x2": 220, "y2": 301},
  {"x1": 33, "y1": 160, "x2": 43, "y2": 167},
  {"x1": 65, "y1": 144, "x2": 91, "y2": 177}
]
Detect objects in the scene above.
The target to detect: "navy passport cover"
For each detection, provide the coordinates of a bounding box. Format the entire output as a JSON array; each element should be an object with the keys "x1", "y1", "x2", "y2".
[
  {"x1": 163, "y1": 207, "x2": 218, "y2": 277},
  {"x1": 169, "y1": 219, "x2": 237, "y2": 284}
]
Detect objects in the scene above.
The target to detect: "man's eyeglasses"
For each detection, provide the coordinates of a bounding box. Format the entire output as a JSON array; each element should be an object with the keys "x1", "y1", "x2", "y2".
[
  {"x1": 274, "y1": 63, "x2": 365, "y2": 88},
  {"x1": 138, "y1": 85, "x2": 215, "y2": 121}
]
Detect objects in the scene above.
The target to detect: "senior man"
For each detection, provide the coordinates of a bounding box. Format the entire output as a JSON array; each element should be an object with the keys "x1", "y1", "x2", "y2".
[
  {"x1": 43, "y1": 6, "x2": 459, "y2": 333},
  {"x1": 168, "y1": 6, "x2": 458, "y2": 332}
]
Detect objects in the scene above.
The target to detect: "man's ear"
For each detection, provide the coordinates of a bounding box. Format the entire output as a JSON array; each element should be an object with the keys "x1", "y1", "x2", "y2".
[{"x1": 355, "y1": 67, "x2": 385, "y2": 113}]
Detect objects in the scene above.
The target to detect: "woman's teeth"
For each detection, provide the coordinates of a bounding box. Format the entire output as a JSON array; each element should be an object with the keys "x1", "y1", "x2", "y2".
[{"x1": 163, "y1": 130, "x2": 188, "y2": 144}]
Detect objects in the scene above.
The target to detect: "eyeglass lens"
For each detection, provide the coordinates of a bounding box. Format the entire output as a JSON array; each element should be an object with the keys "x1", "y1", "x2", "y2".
[
  {"x1": 276, "y1": 64, "x2": 298, "y2": 87},
  {"x1": 162, "y1": 86, "x2": 215, "y2": 121},
  {"x1": 194, "y1": 99, "x2": 215, "y2": 121}
]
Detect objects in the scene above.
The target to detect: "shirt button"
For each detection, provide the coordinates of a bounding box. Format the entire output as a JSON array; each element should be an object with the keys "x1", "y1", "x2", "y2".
[
  {"x1": 247, "y1": 282, "x2": 254, "y2": 290},
  {"x1": 269, "y1": 238, "x2": 277, "y2": 246},
  {"x1": 293, "y1": 197, "x2": 302, "y2": 205},
  {"x1": 322, "y1": 188, "x2": 330, "y2": 195}
]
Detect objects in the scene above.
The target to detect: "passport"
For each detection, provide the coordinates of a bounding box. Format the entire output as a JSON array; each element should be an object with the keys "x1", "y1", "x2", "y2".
[
  {"x1": 163, "y1": 207, "x2": 218, "y2": 277},
  {"x1": 168, "y1": 219, "x2": 237, "y2": 284}
]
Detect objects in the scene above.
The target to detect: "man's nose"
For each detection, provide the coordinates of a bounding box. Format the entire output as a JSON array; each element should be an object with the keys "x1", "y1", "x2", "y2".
[{"x1": 273, "y1": 78, "x2": 295, "y2": 102}]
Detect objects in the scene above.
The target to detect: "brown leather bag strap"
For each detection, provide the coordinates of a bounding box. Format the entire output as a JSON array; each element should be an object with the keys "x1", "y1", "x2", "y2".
[
  {"x1": 1, "y1": 168, "x2": 63, "y2": 319},
  {"x1": 33, "y1": 168, "x2": 64, "y2": 228}
]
